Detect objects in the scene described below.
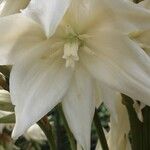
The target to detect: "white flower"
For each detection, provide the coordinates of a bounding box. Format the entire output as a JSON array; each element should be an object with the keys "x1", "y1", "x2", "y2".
[
  {"x1": 0, "y1": 89, "x2": 10, "y2": 103},
  {"x1": 25, "y1": 124, "x2": 46, "y2": 141},
  {"x1": 106, "y1": 95, "x2": 131, "y2": 150},
  {"x1": 0, "y1": 0, "x2": 150, "y2": 149},
  {"x1": 96, "y1": 94, "x2": 131, "y2": 150},
  {"x1": 0, "y1": 0, "x2": 30, "y2": 16}
]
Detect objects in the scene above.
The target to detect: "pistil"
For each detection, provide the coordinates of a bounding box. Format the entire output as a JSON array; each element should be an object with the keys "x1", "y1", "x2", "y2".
[{"x1": 63, "y1": 40, "x2": 79, "y2": 68}]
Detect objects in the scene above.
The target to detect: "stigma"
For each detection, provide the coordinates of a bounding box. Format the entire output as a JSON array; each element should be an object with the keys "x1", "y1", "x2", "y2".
[{"x1": 63, "y1": 40, "x2": 79, "y2": 68}]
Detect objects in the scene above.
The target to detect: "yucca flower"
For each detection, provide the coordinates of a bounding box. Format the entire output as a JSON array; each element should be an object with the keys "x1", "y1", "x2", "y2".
[
  {"x1": 25, "y1": 124, "x2": 46, "y2": 142},
  {"x1": 0, "y1": 0, "x2": 150, "y2": 149}
]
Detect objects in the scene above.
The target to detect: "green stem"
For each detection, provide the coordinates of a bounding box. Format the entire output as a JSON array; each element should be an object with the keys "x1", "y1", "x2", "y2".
[
  {"x1": 57, "y1": 104, "x2": 76, "y2": 150},
  {"x1": 37, "y1": 116, "x2": 56, "y2": 150},
  {"x1": 55, "y1": 108, "x2": 62, "y2": 149},
  {"x1": 94, "y1": 109, "x2": 109, "y2": 150},
  {"x1": 31, "y1": 141, "x2": 41, "y2": 150}
]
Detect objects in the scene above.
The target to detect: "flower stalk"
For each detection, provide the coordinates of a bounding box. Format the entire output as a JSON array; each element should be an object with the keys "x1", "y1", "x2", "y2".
[
  {"x1": 37, "y1": 116, "x2": 56, "y2": 150},
  {"x1": 94, "y1": 109, "x2": 109, "y2": 150},
  {"x1": 57, "y1": 104, "x2": 76, "y2": 150}
]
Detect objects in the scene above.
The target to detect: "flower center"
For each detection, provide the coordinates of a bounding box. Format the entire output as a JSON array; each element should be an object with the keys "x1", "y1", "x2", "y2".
[{"x1": 62, "y1": 25, "x2": 82, "y2": 68}]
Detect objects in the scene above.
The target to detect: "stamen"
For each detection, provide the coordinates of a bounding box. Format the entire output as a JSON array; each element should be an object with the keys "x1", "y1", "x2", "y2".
[{"x1": 63, "y1": 40, "x2": 79, "y2": 68}]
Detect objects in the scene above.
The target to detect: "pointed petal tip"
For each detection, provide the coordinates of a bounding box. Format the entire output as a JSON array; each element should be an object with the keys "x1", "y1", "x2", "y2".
[
  {"x1": 21, "y1": 0, "x2": 71, "y2": 38},
  {"x1": 11, "y1": 125, "x2": 22, "y2": 140},
  {"x1": 11, "y1": 115, "x2": 31, "y2": 140}
]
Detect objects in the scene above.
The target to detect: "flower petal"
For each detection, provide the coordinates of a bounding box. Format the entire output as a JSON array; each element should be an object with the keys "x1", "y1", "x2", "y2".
[
  {"x1": 133, "y1": 29, "x2": 150, "y2": 56},
  {"x1": 22, "y1": 0, "x2": 71, "y2": 38},
  {"x1": 0, "y1": 14, "x2": 45, "y2": 65},
  {"x1": 108, "y1": 95, "x2": 130, "y2": 150},
  {"x1": 103, "y1": 0, "x2": 150, "y2": 32},
  {"x1": 64, "y1": 0, "x2": 111, "y2": 33},
  {"x1": 0, "y1": 0, "x2": 30, "y2": 16},
  {"x1": 11, "y1": 44, "x2": 73, "y2": 139},
  {"x1": 133, "y1": 101, "x2": 145, "y2": 122},
  {"x1": 66, "y1": 0, "x2": 150, "y2": 34},
  {"x1": 62, "y1": 65, "x2": 95, "y2": 150},
  {"x1": 25, "y1": 124, "x2": 46, "y2": 141},
  {"x1": 94, "y1": 83, "x2": 103, "y2": 108},
  {"x1": 98, "y1": 84, "x2": 121, "y2": 122},
  {"x1": 139, "y1": 0, "x2": 150, "y2": 9},
  {"x1": 96, "y1": 91, "x2": 130, "y2": 150},
  {"x1": 0, "y1": 89, "x2": 10, "y2": 103},
  {"x1": 107, "y1": 97, "x2": 130, "y2": 150},
  {"x1": 81, "y1": 29, "x2": 150, "y2": 106}
]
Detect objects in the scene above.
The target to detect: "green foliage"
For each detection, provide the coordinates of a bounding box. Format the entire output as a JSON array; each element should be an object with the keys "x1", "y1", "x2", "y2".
[{"x1": 0, "y1": 113, "x2": 15, "y2": 124}]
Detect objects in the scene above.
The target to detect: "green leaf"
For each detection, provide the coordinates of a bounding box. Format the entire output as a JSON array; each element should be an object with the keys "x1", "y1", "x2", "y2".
[
  {"x1": 0, "y1": 101, "x2": 14, "y2": 112},
  {"x1": 0, "y1": 113, "x2": 15, "y2": 123}
]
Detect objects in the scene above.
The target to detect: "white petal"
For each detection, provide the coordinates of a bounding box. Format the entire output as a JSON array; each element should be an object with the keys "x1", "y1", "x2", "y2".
[
  {"x1": 67, "y1": 0, "x2": 150, "y2": 34},
  {"x1": 0, "y1": 89, "x2": 10, "y2": 103},
  {"x1": 80, "y1": 0, "x2": 150, "y2": 34},
  {"x1": 0, "y1": 0, "x2": 30, "y2": 16},
  {"x1": 11, "y1": 45, "x2": 73, "y2": 139},
  {"x1": 133, "y1": 29, "x2": 150, "y2": 56},
  {"x1": 99, "y1": 84, "x2": 121, "y2": 122},
  {"x1": 62, "y1": 66, "x2": 95, "y2": 150},
  {"x1": 102, "y1": 0, "x2": 150, "y2": 32},
  {"x1": 96, "y1": 91, "x2": 130, "y2": 150},
  {"x1": 107, "y1": 96, "x2": 130, "y2": 150},
  {"x1": 25, "y1": 124, "x2": 46, "y2": 141},
  {"x1": 133, "y1": 101, "x2": 145, "y2": 122},
  {"x1": 95, "y1": 86, "x2": 130, "y2": 150},
  {"x1": 77, "y1": 144, "x2": 83, "y2": 150},
  {"x1": 81, "y1": 29, "x2": 150, "y2": 106},
  {"x1": 64, "y1": 0, "x2": 111, "y2": 33},
  {"x1": 139, "y1": 0, "x2": 150, "y2": 9},
  {"x1": 94, "y1": 83, "x2": 103, "y2": 108},
  {"x1": 136, "y1": 0, "x2": 150, "y2": 56},
  {"x1": 22, "y1": 0, "x2": 71, "y2": 38},
  {"x1": 0, "y1": 14, "x2": 45, "y2": 65}
]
